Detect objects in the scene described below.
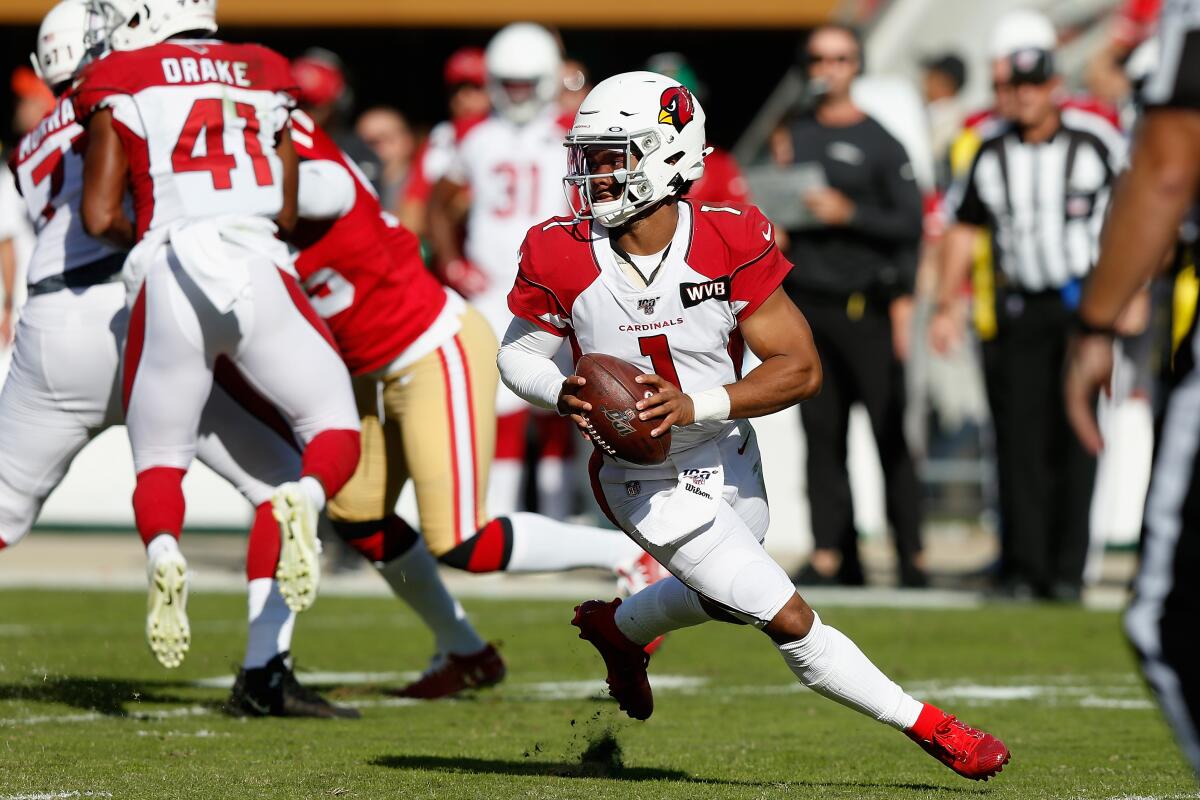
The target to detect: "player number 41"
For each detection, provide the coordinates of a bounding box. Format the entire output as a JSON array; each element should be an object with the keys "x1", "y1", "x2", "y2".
[{"x1": 172, "y1": 98, "x2": 274, "y2": 190}]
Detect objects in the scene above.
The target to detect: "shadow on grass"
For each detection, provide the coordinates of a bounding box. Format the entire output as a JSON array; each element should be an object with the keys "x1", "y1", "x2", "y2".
[
  {"x1": 0, "y1": 676, "x2": 206, "y2": 717},
  {"x1": 371, "y1": 754, "x2": 730, "y2": 784},
  {"x1": 370, "y1": 756, "x2": 984, "y2": 793}
]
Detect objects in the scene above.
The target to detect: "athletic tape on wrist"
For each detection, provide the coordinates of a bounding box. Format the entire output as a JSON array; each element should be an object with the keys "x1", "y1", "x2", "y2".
[{"x1": 689, "y1": 386, "x2": 731, "y2": 422}]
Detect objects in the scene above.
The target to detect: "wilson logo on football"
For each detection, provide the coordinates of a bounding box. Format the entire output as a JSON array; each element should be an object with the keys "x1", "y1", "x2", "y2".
[
  {"x1": 658, "y1": 86, "x2": 694, "y2": 133},
  {"x1": 604, "y1": 407, "x2": 638, "y2": 436}
]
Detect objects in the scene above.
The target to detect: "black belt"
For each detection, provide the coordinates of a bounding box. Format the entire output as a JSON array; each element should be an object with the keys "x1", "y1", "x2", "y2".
[{"x1": 27, "y1": 253, "x2": 126, "y2": 297}]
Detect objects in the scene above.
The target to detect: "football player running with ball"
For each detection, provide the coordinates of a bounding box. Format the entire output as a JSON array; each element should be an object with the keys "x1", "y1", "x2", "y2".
[{"x1": 498, "y1": 72, "x2": 1010, "y2": 781}]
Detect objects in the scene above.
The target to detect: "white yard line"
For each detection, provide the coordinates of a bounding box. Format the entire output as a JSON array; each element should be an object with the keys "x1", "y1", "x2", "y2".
[{"x1": 0, "y1": 676, "x2": 1160, "y2": 726}]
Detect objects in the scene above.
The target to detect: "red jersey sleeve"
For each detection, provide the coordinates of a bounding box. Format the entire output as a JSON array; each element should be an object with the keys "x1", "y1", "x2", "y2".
[
  {"x1": 728, "y1": 205, "x2": 792, "y2": 320},
  {"x1": 509, "y1": 235, "x2": 571, "y2": 336}
]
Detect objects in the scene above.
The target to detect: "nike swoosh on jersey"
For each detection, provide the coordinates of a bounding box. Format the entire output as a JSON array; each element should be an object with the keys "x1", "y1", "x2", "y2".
[{"x1": 762, "y1": 225, "x2": 772, "y2": 242}]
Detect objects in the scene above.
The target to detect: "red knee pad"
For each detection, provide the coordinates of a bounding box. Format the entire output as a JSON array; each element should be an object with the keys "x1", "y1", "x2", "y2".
[
  {"x1": 132, "y1": 467, "x2": 187, "y2": 547},
  {"x1": 333, "y1": 515, "x2": 418, "y2": 563},
  {"x1": 245, "y1": 502, "x2": 281, "y2": 580},
  {"x1": 301, "y1": 429, "x2": 361, "y2": 498},
  {"x1": 495, "y1": 411, "x2": 529, "y2": 461}
]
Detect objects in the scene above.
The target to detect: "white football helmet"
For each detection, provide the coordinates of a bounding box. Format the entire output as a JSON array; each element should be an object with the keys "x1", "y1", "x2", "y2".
[
  {"x1": 485, "y1": 23, "x2": 561, "y2": 125},
  {"x1": 31, "y1": 0, "x2": 91, "y2": 90},
  {"x1": 564, "y1": 71, "x2": 709, "y2": 228},
  {"x1": 87, "y1": 0, "x2": 217, "y2": 52}
]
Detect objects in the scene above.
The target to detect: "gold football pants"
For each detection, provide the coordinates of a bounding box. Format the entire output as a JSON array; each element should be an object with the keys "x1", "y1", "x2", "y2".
[{"x1": 326, "y1": 306, "x2": 498, "y2": 556}]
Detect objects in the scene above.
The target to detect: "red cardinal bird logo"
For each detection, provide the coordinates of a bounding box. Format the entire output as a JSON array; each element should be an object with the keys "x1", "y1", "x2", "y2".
[{"x1": 658, "y1": 86, "x2": 694, "y2": 132}]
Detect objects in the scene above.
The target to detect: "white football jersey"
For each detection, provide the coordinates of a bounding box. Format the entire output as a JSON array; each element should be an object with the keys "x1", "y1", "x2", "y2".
[
  {"x1": 509, "y1": 200, "x2": 791, "y2": 455},
  {"x1": 8, "y1": 97, "x2": 123, "y2": 284},
  {"x1": 73, "y1": 40, "x2": 296, "y2": 241},
  {"x1": 448, "y1": 109, "x2": 568, "y2": 334}
]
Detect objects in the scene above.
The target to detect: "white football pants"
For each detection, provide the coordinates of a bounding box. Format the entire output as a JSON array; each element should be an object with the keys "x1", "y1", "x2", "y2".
[{"x1": 0, "y1": 282, "x2": 301, "y2": 547}]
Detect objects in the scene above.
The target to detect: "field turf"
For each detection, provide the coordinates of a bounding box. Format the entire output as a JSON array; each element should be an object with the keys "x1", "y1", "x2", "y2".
[{"x1": 0, "y1": 589, "x2": 1195, "y2": 799}]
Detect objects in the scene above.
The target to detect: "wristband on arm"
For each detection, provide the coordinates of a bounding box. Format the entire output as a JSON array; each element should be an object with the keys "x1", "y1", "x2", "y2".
[
  {"x1": 688, "y1": 386, "x2": 731, "y2": 422},
  {"x1": 1073, "y1": 313, "x2": 1119, "y2": 338}
]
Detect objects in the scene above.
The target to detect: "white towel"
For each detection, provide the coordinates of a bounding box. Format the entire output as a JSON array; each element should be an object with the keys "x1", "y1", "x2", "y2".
[
  {"x1": 634, "y1": 439, "x2": 724, "y2": 547},
  {"x1": 123, "y1": 216, "x2": 289, "y2": 313}
]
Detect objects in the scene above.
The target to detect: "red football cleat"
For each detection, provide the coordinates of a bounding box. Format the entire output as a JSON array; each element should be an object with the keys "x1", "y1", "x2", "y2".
[
  {"x1": 571, "y1": 598, "x2": 654, "y2": 720},
  {"x1": 389, "y1": 643, "x2": 506, "y2": 699},
  {"x1": 906, "y1": 705, "x2": 1010, "y2": 781}
]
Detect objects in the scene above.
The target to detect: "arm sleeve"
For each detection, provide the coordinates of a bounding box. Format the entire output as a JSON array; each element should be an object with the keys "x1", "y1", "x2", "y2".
[
  {"x1": 507, "y1": 238, "x2": 573, "y2": 334},
  {"x1": 497, "y1": 316, "x2": 567, "y2": 410},
  {"x1": 297, "y1": 160, "x2": 356, "y2": 220},
  {"x1": 845, "y1": 133, "x2": 923, "y2": 244},
  {"x1": 729, "y1": 208, "x2": 794, "y2": 320}
]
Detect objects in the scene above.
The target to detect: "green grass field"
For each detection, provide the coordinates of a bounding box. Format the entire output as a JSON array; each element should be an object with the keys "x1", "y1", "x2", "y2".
[{"x1": 0, "y1": 589, "x2": 1195, "y2": 799}]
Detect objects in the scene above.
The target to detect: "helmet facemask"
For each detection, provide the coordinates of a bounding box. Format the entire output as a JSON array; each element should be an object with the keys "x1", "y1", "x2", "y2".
[{"x1": 565, "y1": 130, "x2": 686, "y2": 228}]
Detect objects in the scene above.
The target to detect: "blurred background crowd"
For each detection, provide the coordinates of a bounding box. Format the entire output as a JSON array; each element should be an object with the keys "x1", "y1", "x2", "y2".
[{"x1": 0, "y1": 0, "x2": 1176, "y2": 602}]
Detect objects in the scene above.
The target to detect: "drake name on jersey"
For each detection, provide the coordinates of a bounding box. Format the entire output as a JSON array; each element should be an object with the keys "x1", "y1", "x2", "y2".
[{"x1": 508, "y1": 200, "x2": 791, "y2": 453}]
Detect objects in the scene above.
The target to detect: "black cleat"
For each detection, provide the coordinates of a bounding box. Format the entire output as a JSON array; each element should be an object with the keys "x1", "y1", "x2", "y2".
[{"x1": 223, "y1": 651, "x2": 360, "y2": 719}]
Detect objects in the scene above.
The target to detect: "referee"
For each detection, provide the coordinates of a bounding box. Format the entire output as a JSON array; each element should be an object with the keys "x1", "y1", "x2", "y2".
[
  {"x1": 1065, "y1": 0, "x2": 1200, "y2": 776},
  {"x1": 783, "y1": 23, "x2": 927, "y2": 588},
  {"x1": 932, "y1": 45, "x2": 1126, "y2": 601}
]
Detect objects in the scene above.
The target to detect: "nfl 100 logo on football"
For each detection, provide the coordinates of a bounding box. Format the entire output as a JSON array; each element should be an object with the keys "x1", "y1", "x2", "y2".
[{"x1": 604, "y1": 407, "x2": 637, "y2": 436}]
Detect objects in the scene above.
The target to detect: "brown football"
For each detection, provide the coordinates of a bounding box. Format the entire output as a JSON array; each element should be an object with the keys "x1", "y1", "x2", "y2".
[{"x1": 574, "y1": 353, "x2": 671, "y2": 466}]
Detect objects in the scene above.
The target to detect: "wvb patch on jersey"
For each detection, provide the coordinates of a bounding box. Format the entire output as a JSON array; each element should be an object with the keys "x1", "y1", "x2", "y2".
[{"x1": 680, "y1": 276, "x2": 730, "y2": 308}]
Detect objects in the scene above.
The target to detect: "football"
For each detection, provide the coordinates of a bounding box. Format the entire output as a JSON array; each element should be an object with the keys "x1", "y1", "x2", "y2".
[{"x1": 575, "y1": 353, "x2": 671, "y2": 466}]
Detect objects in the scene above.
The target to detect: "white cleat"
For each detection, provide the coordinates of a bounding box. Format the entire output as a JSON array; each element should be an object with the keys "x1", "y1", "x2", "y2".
[
  {"x1": 146, "y1": 548, "x2": 190, "y2": 669},
  {"x1": 615, "y1": 550, "x2": 670, "y2": 596},
  {"x1": 272, "y1": 482, "x2": 321, "y2": 613}
]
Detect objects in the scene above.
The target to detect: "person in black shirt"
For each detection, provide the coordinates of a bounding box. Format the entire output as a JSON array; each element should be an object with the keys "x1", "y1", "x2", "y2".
[{"x1": 784, "y1": 24, "x2": 927, "y2": 588}]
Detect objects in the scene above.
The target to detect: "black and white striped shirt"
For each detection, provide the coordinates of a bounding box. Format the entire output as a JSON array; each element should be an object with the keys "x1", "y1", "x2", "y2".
[{"x1": 950, "y1": 108, "x2": 1126, "y2": 292}]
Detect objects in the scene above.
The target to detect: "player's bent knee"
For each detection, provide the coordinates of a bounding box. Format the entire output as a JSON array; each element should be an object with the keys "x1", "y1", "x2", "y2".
[{"x1": 728, "y1": 559, "x2": 796, "y2": 627}]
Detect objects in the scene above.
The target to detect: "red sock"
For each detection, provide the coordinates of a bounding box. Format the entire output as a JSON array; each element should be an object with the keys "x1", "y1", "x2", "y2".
[
  {"x1": 132, "y1": 467, "x2": 187, "y2": 547},
  {"x1": 301, "y1": 429, "x2": 360, "y2": 498},
  {"x1": 908, "y1": 703, "x2": 942, "y2": 740},
  {"x1": 245, "y1": 502, "x2": 280, "y2": 580}
]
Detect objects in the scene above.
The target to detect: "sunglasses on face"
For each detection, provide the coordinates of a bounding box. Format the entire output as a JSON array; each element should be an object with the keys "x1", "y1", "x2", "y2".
[{"x1": 808, "y1": 52, "x2": 857, "y2": 65}]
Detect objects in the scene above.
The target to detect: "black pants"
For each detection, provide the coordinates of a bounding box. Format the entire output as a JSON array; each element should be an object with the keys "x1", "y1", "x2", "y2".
[
  {"x1": 1127, "y1": 314, "x2": 1200, "y2": 777},
  {"x1": 796, "y1": 295, "x2": 923, "y2": 578},
  {"x1": 981, "y1": 292, "x2": 1094, "y2": 591}
]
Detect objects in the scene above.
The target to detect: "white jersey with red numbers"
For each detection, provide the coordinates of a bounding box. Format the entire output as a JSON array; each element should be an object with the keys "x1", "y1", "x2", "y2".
[
  {"x1": 448, "y1": 109, "x2": 568, "y2": 337},
  {"x1": 508, "y1": 200, "x2": 792, "y2": 463},
  {"x1": 8, "y1": 97, "x2": 124, "y2": 284},
  {"x1": 72, "y1": 40, "x2": 296, "y2": 241}
]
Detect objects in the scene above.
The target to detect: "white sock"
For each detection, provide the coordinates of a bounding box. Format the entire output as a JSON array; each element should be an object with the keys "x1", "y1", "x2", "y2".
[
  {"x1": 299, "y1": 475, "x2": 327, "y2": 512},
  {"x1": 487, "y1": 459, "x2": 523, "y2": 517},
  {"x1": 145, "y1": 533, "x2": 180, "y2": 572},
  {"x1": 378, "y1": 541, "x2": 486, "y2": 656},
  {"x1": 777, "y1": 612, "x2": 923, "y2": 730},
  {"x1": 536, "y1": 457, "x2": 571, "y2": 520},
  {"x1": 505, "y1": 511, "x2": 644, "y2": 572},
  {"x1": 244, "y1": 578, "x2": 296, "y2": 668},
  {"x1": 614, "y1": 577, "x2": 712, "y2": 646}
]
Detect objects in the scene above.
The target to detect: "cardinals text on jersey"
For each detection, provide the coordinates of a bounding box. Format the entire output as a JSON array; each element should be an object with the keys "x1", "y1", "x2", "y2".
[{"x1": 507, "y1": 200, "x2": 791, "y2": 454}]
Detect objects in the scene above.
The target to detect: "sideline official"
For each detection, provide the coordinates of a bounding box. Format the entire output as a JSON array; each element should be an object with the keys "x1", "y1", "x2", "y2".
[
  {"x1": 784, "y1": 23, "x2": 927, "y2": 588},
  {"x1": 934, "y1": 45, "x2": 1125, "y2": 601}
]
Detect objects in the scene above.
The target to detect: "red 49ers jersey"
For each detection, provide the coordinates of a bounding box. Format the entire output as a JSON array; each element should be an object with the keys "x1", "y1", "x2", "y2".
[
  {"x1": 9, "y1": 96, "x2": 124, "y2": 284},
  {"x1": 73, "y1": 40, "x2": 296, "y2": 240},
  {"x1": 508, "y1": 200, "x2": 792, "y2": 452},
  {"x1": 289, "y1": 111, "x2": 448, "y2": 375}
]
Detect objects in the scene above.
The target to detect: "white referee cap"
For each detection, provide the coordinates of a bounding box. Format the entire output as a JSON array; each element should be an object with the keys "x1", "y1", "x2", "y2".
[{"x1": 990, "y1": 9, "x2": 1057, "y2": 60}]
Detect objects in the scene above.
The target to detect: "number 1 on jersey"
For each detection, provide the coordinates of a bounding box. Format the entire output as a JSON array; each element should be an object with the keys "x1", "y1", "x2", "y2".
[{"x1": 638, "y1": 334, "x2": 681, "y2": 389}]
